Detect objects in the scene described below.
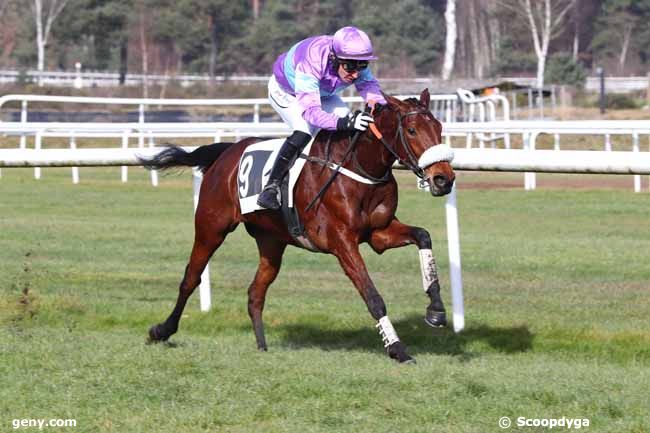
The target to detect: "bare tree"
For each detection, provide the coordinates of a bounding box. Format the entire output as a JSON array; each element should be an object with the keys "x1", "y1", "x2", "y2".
[
  {"x1": 0, "y1": 0, "x2": 11, "y2": 17},
  {"x1": 441, "y1": 0, "x2": 456, "y2": 80},
  {"x1": 572, "y1": 0, "x2": 580, "y2": 61},
  {"x1": 499, "y1": 0, "x2": 575, "y2": 89},
  {"x1": 138, "y1": 2, "x2": 149, "y2": 98},
  {"x1": 455, "y1": 1, "x2": 497, "y2": 79},
  {"x1": 252, "y1": 0, "x2": 260, "y2": 20},
  {"x1": 29, "y1": 0, "x2": 69, "y2": 84}
]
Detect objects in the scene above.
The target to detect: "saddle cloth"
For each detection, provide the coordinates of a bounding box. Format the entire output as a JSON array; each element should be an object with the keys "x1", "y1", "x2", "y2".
[{"x1": 237, "y1": 137, "x2": 315, "y2": 214}]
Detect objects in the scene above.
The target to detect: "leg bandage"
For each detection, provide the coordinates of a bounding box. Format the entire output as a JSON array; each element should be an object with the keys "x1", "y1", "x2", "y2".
[
  {"x1": 418, "y1": 249, "x2": 439, "y2": 292},
  {"x1": 376, "y1": 316, "x2": 400, "y2": 347}
]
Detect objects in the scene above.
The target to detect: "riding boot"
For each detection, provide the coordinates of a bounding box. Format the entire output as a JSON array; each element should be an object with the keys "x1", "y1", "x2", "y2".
[{"x1": 257, "y1": 131, "x2": 311, "y2": 210}]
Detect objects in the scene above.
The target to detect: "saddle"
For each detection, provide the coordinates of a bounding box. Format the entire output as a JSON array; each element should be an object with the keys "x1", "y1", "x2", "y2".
[{"x1": 237, "y1": 138, "x2": 320, "y2": 251}]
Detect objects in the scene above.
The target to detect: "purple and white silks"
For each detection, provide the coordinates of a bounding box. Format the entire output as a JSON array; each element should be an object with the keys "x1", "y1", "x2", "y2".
[{"x1": 271, "y1": 35, "x2": 386, "y2": 131}]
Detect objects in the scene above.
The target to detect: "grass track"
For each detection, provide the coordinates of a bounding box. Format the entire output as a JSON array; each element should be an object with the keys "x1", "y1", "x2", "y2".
[{"x1": 1, "y1": 167, "x2": 649, "y2": 433}]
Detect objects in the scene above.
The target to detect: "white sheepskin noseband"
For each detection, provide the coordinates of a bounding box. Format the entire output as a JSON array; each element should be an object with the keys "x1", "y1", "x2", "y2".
[{"x1": 417, "y1": 145, "x2": 454, "y2": 168}]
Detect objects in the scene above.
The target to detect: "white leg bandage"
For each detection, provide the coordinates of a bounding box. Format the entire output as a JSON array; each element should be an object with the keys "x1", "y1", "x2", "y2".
[
  {"x1": 418, "y1": 249, "x2": 439, "y2": 292},
  {"x1": 376, "y1": 316, "x2": 400, "y2": 347}
]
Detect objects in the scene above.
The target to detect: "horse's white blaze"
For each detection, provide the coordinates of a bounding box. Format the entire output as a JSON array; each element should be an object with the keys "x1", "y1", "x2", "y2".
[
  {"x1": 418, "y1": 249, "x2": 439, "y2": 292},
  {"x1": 376, "y1": 316, "x2": 400, "y2": 347},
  {"x1": 418, "y1": 144, "x2": 454, "y2": 168}
]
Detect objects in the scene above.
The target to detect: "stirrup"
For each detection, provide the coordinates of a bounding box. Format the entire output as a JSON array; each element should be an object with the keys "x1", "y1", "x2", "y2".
[{"x1": 257, "y1": 183, "x2": 281, "y2": 210}]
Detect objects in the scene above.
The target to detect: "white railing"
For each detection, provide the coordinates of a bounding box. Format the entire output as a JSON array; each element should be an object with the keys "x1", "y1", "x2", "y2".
[
  {"x1": 2, "y1": 146, "x2": 650, "y2": 333},
  {"x1": 0, "y1": 90, "x2": 509, "y2": 131},
  {"x1": 0, "y1": 121, "x2": 291, "y2": 184},
  {"x1": 0, "y1": 91, "x2": 510, "y2": 182},
  {"x1": 445, "y1": 120, "x2": 650, "y2": 192},
  {"x1": 501, "y1": 75, "x2": 650, "y2": 93},
  {"x1": 3, "y1": 117, "x2": 647, "y2": 191}
]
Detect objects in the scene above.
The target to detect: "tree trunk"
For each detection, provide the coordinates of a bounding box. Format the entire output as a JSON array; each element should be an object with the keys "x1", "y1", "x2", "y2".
[
  {"x1": 119, "y1": 37, "x2": 128, "y2": 85},
  {"x1": 139, "y1": 6, "x2": 148, "y2": 98},
  {"x1": 33, "y1": 0, "x2": 45, "y2": 85},
  {"x1": 476, "y1": 2, "x2": 491, "y2": 78},
  {"x1": 619, "y1": 27, "x2": 632, "y2": 75},
  {"x1": 456, "y1": 1, "x2": 468, "y2": 77},
  {"x1": 252, "y1": 0, "x2": 260, "y2": 20},
  {"x1": 209, "y1": 13, "x2": 218, "y2": 79},
  {"x1": 468, "y1": 1, "x2": 483, "y2": 78},
  {"x1": 31, "y1": 0, "x2": 68, "y2": 85},
  {"x1": 441, "y1": 0, "x2": 456, "y2": 80},
  {"x1": 487, "y1": 1, "x2": 500, "y2": 65},
  {"x1": 572, "y1": 0, "x2": 580, "y2": 61}
]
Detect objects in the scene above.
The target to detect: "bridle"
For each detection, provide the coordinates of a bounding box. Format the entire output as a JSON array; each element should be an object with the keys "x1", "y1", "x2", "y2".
[
  {"x1": 353, "y1": 104, "x2": 436, "y2": 182},
  {"x1": 304, "y1": 102, "x2": 446, "y2": 211}
]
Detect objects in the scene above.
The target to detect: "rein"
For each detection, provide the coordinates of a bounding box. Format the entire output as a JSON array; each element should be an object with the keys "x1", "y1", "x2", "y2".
[
  {"x1": 372, "y1": 107, "x2": 429, "y2": 180},
  {"x1": 304, "y1": 129, "x2": 363, "y2": 212},
  {"x1": 303, "y1": 103, "x2": 434, "y2": 212}
]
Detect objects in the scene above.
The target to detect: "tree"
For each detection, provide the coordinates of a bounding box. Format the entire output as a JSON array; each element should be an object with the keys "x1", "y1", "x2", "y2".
[
  {"x1": 30, "y1": 0, "x2": 69, "y2": 82},
  {"x1": 441, "y1": 0, "x2": 456, "y2": 80},
  {"x1": 177, "y1": 0, "x2": 250, "y2": 78},
  {"x1": 499, "y1": 0, "x2": 575, "y2": 89},
  {"x1": 545, "y1": 51, "x2": 586, "y2": 86},
  {"x1": 354, "y1": 0, "x2": 444, "y2": 77},
  {"x1": 53, "y1": 0, "x2": 131, "y2": 80},
  {"x1": 591, "y1": 0, "x2": 645, "y2": 74},
  {"x1": 456, "y1": 0, "x2": 500, "y2": 79}
]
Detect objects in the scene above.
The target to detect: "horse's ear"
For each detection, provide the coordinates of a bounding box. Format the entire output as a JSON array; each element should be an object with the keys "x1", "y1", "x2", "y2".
[
  {"x1": 420, "y1": 88, "x2": 430, "y2": 107},
  {"x1": 383, "y1": 92, "x2": 403, "y2": 108}
]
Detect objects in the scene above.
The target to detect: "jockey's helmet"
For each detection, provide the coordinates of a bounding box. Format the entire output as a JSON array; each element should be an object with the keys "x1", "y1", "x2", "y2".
[{"x1": 332, "y1": 26, "x2": 377, "y2": 61}]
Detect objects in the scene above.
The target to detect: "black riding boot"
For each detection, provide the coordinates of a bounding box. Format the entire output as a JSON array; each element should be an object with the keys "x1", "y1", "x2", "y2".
[{"x1": 257, "y1": 131, "x2": 311, "y2": 210}]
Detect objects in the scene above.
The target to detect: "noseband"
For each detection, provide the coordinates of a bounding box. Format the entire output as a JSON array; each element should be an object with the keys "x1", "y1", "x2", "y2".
[
  {"x1": 304, "y1": 104, "x2": 451, "y2": 211},
  {"x1": 362, "y1": 105, "x2": 450, "y2": 181}
]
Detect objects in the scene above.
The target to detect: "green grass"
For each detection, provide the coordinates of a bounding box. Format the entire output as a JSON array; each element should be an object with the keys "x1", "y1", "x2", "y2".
[{"x1": 1, "y1": 167, "x2": 649, "y2": 433}]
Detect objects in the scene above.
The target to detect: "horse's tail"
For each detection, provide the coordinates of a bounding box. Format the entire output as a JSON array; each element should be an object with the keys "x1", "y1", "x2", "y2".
[{"x1": 139, "y1": 143, "x2": 233, "y2": 173}]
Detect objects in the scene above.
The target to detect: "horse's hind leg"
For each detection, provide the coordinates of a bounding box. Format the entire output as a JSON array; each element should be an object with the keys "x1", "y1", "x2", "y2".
[
  {"x1": 368, "y1": 218, "x2": 447, "y2": 328},
  {"x1": 332, "y1": 235, "x2": 414, "y2": 364},
  {"x1": 149, "y1": 218, "x2": 237, "y2": 342},
  {"x1": 246, "y1": 233, "x2": 287, "y2": 351}
]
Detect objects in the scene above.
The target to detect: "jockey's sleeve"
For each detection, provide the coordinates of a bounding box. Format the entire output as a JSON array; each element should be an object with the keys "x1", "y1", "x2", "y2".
[
  {"x1": 355, "y1": 69, "x2": 387, "y2": 105},
  {"x1": 298, "y1": 93, "x2": 339, "y2": 130},
  {"x1": 294, "y1": 62, "x2": 339, "y2": 131}
]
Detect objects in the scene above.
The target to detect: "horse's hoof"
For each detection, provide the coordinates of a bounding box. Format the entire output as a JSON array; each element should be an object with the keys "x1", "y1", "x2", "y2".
[
  {"x1": 148, "y1": 324, "x2": 168, "y2": 343},
  {"x1": 391, "y1": 352, "x2": 416, "y2": 364},
  {"x1": 425, "y1": 310, "x2": 447, "y2": 328},
  {"x1": 257, "y1": 345, "x2": 268, "y2": 352},
  {"x1": 388, "y1": 341, "x2": 415, "y2": 364}
]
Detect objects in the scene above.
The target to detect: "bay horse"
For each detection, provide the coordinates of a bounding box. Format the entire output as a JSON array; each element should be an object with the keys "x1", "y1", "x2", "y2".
[{"x1": 142, "y1": 89, "x2": 455, "y2": 363}]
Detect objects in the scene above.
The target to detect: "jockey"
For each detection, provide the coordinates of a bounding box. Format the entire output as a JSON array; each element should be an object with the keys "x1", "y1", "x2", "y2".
[{"x1": 257, "y1": 26, "x2": 387, "y2": 210}]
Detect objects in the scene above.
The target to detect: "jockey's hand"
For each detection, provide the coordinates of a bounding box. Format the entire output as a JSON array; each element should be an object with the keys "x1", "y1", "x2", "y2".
[{"x1": 337, "y1": 110, "x2": 374, "y2": 132}]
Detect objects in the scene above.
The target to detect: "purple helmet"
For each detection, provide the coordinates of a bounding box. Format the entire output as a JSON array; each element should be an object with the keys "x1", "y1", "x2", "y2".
[{"x1": 332, "y1": 26, "x2": 377, "y2": 61}]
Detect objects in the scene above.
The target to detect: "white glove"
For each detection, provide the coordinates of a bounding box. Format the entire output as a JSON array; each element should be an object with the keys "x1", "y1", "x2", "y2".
[{"x1": 337, "y1": 110, "x2": 374, "y2": 132}]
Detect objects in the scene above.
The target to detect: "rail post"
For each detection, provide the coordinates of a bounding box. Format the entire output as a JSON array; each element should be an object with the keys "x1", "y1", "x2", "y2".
[{"x1": 445, "y1": 184, "x2": 464, "y2": 333}]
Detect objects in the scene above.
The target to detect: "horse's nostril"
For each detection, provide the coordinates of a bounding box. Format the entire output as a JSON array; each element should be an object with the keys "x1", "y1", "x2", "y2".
[{"x1": 433, "y1": 175, "x2": 448, "y2": 188}]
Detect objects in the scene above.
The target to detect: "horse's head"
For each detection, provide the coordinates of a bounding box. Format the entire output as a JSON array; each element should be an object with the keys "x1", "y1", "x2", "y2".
[{"x1": 375, "y1": 89, "x2": 455, "y2": 196}]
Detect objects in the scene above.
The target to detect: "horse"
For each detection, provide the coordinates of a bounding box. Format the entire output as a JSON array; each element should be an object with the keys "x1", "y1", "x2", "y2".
[{"x1": 142, "y1": 89, "x2": 455, "y2": 363}]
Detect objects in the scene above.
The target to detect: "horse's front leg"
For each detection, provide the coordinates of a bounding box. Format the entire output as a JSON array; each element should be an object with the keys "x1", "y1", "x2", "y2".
[
  {"x1": 331, "y1": 236, "x2": 414, "y2": 364},
  {"x1": 368, "y1": 218, "x2": 447, "y2": 328}
]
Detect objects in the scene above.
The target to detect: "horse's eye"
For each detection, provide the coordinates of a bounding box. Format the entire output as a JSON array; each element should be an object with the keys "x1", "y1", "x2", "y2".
[{"x1": 407, "y1": 127, "x2": 416, "y2": 135}]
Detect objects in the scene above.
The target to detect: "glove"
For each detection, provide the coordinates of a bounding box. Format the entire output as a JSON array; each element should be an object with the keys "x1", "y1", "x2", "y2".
[{"x1": 336, "y1": 110, "x2": 374, "y2": 132}]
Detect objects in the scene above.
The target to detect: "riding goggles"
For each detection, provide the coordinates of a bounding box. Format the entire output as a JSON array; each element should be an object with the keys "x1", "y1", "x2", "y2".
[{"x1": 338, "y1": 59, "x2": 369, "y2": 72}]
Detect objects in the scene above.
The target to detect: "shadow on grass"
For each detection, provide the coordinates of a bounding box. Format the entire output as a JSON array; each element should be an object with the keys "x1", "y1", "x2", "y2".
[{"x1": 276, "y1": 313, "x2": 534, "y2": 358}]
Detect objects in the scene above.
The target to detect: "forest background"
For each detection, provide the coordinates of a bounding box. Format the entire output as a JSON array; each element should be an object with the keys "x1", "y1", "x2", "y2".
[{"x1": 0, "y1": 0, "x2": 649, "y2": 93}]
